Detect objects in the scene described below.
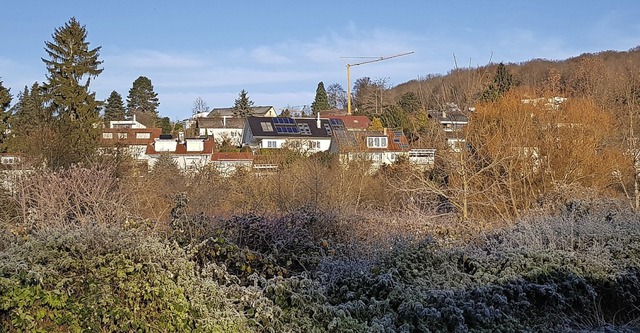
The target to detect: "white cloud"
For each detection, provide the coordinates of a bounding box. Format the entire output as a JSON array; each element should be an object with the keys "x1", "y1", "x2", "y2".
[
  {"x1": 250, "y1": 46, "x2": 291, "y2": 65},
  {"x1": 105, "y1": 50, "x2": 206, "y2": 69}
]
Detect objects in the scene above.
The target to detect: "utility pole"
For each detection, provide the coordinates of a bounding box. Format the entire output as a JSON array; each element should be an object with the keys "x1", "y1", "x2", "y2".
[{"x1": 342, "y1": 51, "x2": 414, "y2": 115}]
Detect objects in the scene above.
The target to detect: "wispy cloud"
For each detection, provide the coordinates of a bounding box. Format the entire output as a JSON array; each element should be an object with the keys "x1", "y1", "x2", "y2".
[
  {"x1": 250, "y1": 46, "x2": 291, "y2": 65},
  {"x1": 106, "y1": 50, "x2": 206, "y2": 69}
]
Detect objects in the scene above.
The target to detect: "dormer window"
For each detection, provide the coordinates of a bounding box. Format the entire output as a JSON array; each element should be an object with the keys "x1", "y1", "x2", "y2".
[
  {"x1": 367, "y1": 136, "x2": 388, "y2": 148},
  {"x1": 261, "y1": 122, "x2": 274, "y2": 132}
]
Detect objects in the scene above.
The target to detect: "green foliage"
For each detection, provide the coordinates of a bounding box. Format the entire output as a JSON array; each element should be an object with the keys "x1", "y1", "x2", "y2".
[
  {"x1": 233, "y1": 89, "x2": 254, "y2": 118},
  {"x1": 127, "y1": 76, "x2": 159, "y2": 115},
  {"x1": 0, "y1": 225, "x2": 251, "y2": 332},
  {"x1": 42, "y1": 17, "x2": 103, "y2": 169},
  {"x1": 311, "y1": 81, "x2": 330, "y2": 115},
  {"x1": 155, "y1": 116, "x2": 172, "y2": 134},
  {"x1": 398, "y1": 91, "x2": 421, "y2": 114},
  {"x1": 481, "y1": 62, "x2": 514, "y2": 102},
  {"x1": 0, "y1": 79, "x2": 12, "y2": 152},
  {"x1": 103, "y1": 90, "x2": 125, "y2": 123},
  {"x1": 379, "y1": 104, "x2": 409, "y2": 132},
  {"x1": 7, "y1": 83, "x2": 51, "y2": 160}
]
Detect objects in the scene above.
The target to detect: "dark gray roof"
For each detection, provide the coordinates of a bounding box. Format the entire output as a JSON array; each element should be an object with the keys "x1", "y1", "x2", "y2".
[
  {"x1": 207, "y1": 106, "x2": 274, "y2": 117},
  {"x1": 427, "y1": 110, "x2": 469, "y2": 123},
  {"x1": 246, "y1": 117, "x2": 336, "y2": 138},
  {"x1": 196, "y1": 117, "x2": 245, "y2": 129}
]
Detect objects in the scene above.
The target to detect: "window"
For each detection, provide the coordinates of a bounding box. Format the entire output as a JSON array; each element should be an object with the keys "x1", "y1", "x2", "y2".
[
  {"x1": 136, "y1": 132, "x2": 151, "y2": 139},
  {"x1": 117, "y1": 132, "x2": 128, "y2": 139},
  {"x1": 102, "y1": 132, "x2": 113, "y2": 139},
  {"x1": 266, "y1": 140, "x2": 277, "y2": 148},
  {"x1": 260, "y1": 122, "x2": 274, "y2": 132},
  {"x1": 298, "y1": 123, "x2": 311, "y2": 135},
  {"x1": 367, "y1": 136, "x2": 388, "y2": 148},
  {"x1": 309, "y1": 141, "x2": 321, "y2": 149}
]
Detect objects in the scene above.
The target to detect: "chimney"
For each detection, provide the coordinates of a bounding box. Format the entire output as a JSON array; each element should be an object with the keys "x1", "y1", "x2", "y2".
[
  {"x1": 133, "y1": 114, "x2": 137, "y2": 123},
  {"x1": 441, "y1": 111, "x2": 447, "y2": 118},
  {"x1": 179, "y1": 131, "x2": 185, "y2": 142},
  {"x1": 316, "y1": 112, "x2": 321, "y2": 129},
  {"x1": 222, "y1": 115, "x2": 227, "y2": 128}
]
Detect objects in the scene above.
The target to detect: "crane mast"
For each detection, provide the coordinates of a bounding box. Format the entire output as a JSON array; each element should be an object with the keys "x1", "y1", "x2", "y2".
[{"x1": 343, "y1": 51, "x2": 414, "y2": 115}]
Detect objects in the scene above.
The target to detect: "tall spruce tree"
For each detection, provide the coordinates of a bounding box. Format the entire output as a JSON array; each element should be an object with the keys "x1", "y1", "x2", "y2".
[
  {"x1": 311, "y1": 81, "x2": 330, "y2": 115},
  {"x1": 103, "y1": 90, "x2": 126, "y2": 123},
  {"x1": 127, "y1": 76, "x2": 159, "y2": 115},
  {"x1": 0, "y1": 80, "x2": 12, "y2": 153},
  {"x1": 42, "y1": 17, "x2": 103, "y2": 169},
  {"x1": 232, "y1": 89, "x2": 254, "y2": 118},
  {"x1": 481, "y1": 62, "x2": 514, "y2": 102}
]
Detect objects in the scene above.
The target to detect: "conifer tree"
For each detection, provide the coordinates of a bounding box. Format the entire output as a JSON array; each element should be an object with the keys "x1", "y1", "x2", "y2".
[
  {"x1": 8, "y1": 83, "x2": 51, "y2": 157},
  {"x1": 0, "y1": 80, "x2": 12, "y2": 153},
  {"x1": 311, "y1": 81, "x2": 330, "y2": 115},
  {"x1": 103, "y1": 90, "x2": 126, "y2": 123},
  {"x1": 481, "y1": 62, "x2": 514, "y2": 102},
  {"x1": 127, "y1": 76, "x2": 159, "y2": 115},
  {"x1": 42, "y1": 17, "x2": 103, "y2": 169},
  {"x1": 232, "y1": 89, "x2": 254, "y2": 118}
]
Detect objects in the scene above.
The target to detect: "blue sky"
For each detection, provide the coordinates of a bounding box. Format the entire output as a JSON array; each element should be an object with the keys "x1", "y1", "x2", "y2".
[{"x1": 1, "y1": 1, "x2": 639, "y2": 120}]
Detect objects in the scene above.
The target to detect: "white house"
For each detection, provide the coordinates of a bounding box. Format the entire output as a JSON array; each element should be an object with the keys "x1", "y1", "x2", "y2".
[
  {"x1": 145, "y1": 136, "x2": 215, "y2": 171},
  {"x1": 196, "y1": 117, "x2": 244, "y2": 146},
  {"x1": 241, "y1": 115, "x2": 336, "y2": 154},
  {"x1": 100, "y1": 118, "x2": 162, "y2": 161}
]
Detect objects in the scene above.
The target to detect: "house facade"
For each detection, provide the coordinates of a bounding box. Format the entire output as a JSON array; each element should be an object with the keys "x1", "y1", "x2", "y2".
[
  {"x1": 331, "y1": 128, "x2": 408, "y2": 171},
  {"x1": 427, "y1": 103, "x2": 469, "y2": 152},
  {"x1": 242, "y1": 116, "x2": 336, "y2": 154},
  {"x1": 145, "y1": 136, "x2": 215, "y2": 171},
  {"x1": 195, "y1": 117, "x2": 244, "y2": 146},
  {"x1": 100, "y1": 118, "x2": 162, "y2": 160}
]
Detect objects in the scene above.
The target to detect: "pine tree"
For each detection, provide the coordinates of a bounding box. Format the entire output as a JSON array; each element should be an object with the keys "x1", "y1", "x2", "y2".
[
  {"x1": 103, "y1": 90, "x2": 126, "y2": 124},
  {"x1": 311, "y1": 81, "x2": 330, "y2": 115},
  {"x1": 481, "y1": 63, "x2": 514, "y2": 102},
  {"x1": 232, "y1": 89, "x2": 254, "y2": 118},
  {"x1": 127, "y1": 76, "x2": 159, "y2": 115},
  {"x1": 0, "y1": 80, "x2": 12, "y2": 153},
  {"x1": 42, "y1": 17, "x2": 103, "y2": 169}
]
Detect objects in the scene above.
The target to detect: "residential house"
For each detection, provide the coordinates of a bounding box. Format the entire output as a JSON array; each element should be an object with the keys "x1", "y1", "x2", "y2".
[
  {"x1": 330, "y1": 127, "x2": 403, "y2": 171},
  {"x1": 242, "y1": 116, "x2": 336, "y2": 154},
  {"x1": 145, "y1": 136, "x2": 215, "y2": 171},
  {"x1": 427, "y1": 103, "x2": 469, "y2": 152},
  {"x1": 330, "y1": 128, "x2": 436, "y2": 171},
  {"x1": 195, "y1": 117, "x2": 244, "y2": 146},
  {"x1": 208, "y1": 106, "x2": 277, "y2": 118},
  {"x1": 100, "y1": 117, "x2": 162, "y2": 161},
  {"x1": 327, "y1": 115, "x2": 371, "y2": 131},
  {"x1": 210, "y1": 152, "x2": 254, "y2": 176}
]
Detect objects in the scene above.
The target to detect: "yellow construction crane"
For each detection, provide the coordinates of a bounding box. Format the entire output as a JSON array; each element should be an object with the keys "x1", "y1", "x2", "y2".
[{"x1": 342, "y1": 51, "x2": 414, "y2": 115}]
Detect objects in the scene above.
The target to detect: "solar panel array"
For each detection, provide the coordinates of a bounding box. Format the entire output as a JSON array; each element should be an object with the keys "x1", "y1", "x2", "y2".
[
  {"x1": 273, "y1": 117, "x2": 296, "y2": 125},
  {"x1": 276, "y1": 126, "x2": 299, "y2": 133}
]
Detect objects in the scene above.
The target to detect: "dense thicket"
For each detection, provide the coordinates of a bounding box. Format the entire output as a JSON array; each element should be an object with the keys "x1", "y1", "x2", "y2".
[{"x1": 1, "y1": 166, "x2": 639, "y2": 332}]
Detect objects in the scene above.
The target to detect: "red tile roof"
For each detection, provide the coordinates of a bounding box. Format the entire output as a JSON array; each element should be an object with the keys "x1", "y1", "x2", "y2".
[{"x1": 328, "y1": 115, "x2": 371, "y2": 131}]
